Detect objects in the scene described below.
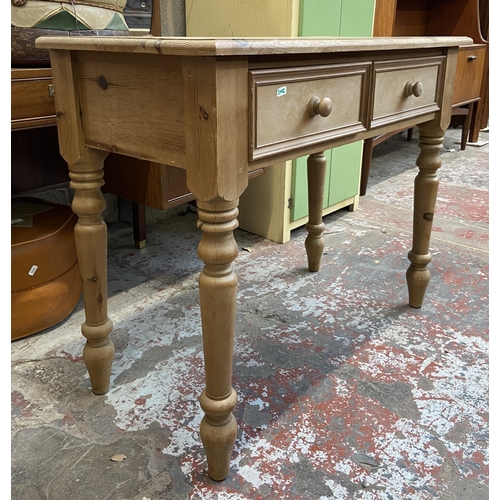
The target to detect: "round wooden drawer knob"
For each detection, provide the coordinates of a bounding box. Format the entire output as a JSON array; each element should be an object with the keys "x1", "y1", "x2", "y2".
[
  {"x1": 308, "y1": 96, "x2": 333, "y2": 117},
  {"x1": 404, "y1": 81, "x2": 423, "y2": 98}
]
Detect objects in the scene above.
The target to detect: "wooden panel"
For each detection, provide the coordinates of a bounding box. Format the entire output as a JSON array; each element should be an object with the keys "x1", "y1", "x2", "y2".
[
  {"x1": 182, "y1": 57, "x2": 249, "y2": 202},
  {"x1": 452, "y1": 44, "x2": 486, "y2": 105},
  {"x1": 479, "y1": 0, "x2": 488, "y2": 41},
  {"x1": 477, "y1": 43, "x2": 489, "y2": 130},
  {"x1": 372, "y1": 56, "x2": 445, "y2": 127},
  {"x1": 165, "y1": 166, "x2": 192, "y2": 205},
  {"x1": 383, "y1": 0, "x2": 487, "y2": 46},
  {"x1": 373, "y1": 0, "x2": 398, "y2": 36},
  {"x1": 103, "y1": 156, "x2": 212, "y2": 210},
  {"x1": 250, "y1": 62, "x2": 371, "y2": 160},
  {"x1": 103, "y1": 155, "x2": 169, "y2": 209},
  {"x1": 425, "y1": 0, "x2": 485, "y2": 42},
  {"x1": 11, "y1": 68, "x2": 56, "y2": 129},
  {"x1": 392, "y1": 0, "x2": 429, "y2": 37},
  {"x1": 78, "y1": 51, "x2": 186, "y2": 166},
  {"x1": 11, "y1": 127, "x2": 69, "y2": 194}
]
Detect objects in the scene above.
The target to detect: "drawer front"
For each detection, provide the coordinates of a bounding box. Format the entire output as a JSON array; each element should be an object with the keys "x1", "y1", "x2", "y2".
[
  {"x1": 249, "y1": 63, "x2": 371, "y2": 160},
  {"x1": 372, "y1": 56, "x2": 445, "y2": 127},
  {"x1": 452, "y1": 44, "x2": 486, "y2": 105},
  {"x1": 11, "y1": 69, "x2": 56, "y2": 129}
]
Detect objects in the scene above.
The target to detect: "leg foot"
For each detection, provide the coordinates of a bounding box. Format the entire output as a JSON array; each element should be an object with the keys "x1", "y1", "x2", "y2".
[
  {"x1": 199, "y1": 389, "x2": 238, "y2": 480},
  {"x1": 82, "y1": 319, "x2": 114, "y2": 394},
  {"x1": 406, "y1": 251, "x2": 432, "y2": 308}
]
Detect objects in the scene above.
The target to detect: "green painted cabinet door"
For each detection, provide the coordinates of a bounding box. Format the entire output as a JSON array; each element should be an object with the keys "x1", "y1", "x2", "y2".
[{"x1": 290, "y1": 0, "x2": 375, "y2": 222}]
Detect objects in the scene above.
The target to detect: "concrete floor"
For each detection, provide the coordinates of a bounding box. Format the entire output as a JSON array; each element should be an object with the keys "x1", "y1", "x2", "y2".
[{"x1": 11, "y1": 127, "x2": 489, "y2": 499}]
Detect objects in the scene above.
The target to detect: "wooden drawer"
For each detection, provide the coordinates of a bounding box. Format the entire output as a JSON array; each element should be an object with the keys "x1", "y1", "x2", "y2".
[
  {"x1": 372, "y1": 56, "x2": 445, "y2": 127},
  {"x1": 11, "y1": 69, "x2": 56, "y2": 130},
  {"x1": 452, "y1": 44, "x2": 486, "y2": 106},
  {"x1": 249, "y1": 63, "x2": 371, "y2": 160}
]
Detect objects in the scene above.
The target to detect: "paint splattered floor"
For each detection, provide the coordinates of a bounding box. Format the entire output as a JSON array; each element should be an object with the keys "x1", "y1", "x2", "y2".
[{"x1": 11, "y1": 127, "x2": 489, "y2": 499}]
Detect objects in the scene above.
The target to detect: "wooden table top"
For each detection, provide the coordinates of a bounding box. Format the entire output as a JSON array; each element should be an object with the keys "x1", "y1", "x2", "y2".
[{"x1": 36, "y1": 35, "x2": 471, "y2": 56}]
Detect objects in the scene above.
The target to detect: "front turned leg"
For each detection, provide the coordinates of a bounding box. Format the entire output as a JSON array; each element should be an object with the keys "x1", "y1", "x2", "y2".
[
  {"x1": 305, "y1": 152, "x2": 327, "y2": 272},
  {"x1": 196, "y1": 199, "x2": 239, "y2": 481},
  {"x1": 406, "y1": 127, "x2": 444, "y2": 308},
  {"x1": 69, "y1": 164, "x2": 114, "y2": 394}
]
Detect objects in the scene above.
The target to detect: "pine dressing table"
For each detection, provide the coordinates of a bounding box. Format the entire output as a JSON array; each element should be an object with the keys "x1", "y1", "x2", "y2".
[{"x1": 35, "y1": 35, "x2": 470, "y2": 480}]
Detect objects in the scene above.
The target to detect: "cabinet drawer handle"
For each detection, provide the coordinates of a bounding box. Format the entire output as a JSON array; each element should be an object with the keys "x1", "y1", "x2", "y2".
[
  {"x1": 404, "y1": 81, "x2": 423, "y2": 98},
  {"x1": 308, "y1": 96, "x2": 333, "y2": 117},
  {"x1": 468, "y1": 55, "x2": 478, "y2": 61}
]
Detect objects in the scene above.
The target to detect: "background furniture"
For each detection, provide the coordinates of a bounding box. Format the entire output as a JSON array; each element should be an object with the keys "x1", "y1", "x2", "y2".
[
  {"x1": 11, "y1": 198, "x2": 82, "y2": 340},
  {"x1": 10, "y1": 64, "x2": 189, "y2": 247},
  {"x1": 360, "y1": 0, "x2": 488, "y2": 196},
  {"x1": 186, "y1": 0, "x2": 376, "y2": 243},
  {"x1": 11, "y1": 67, "x2": 71, "y2": 199},
  {"x1": 11, "y1": 1, "x2": 185, "y2": 247},
  {"x1": 11, "y1": 0, "x2": 130, "y2": 224},
  {"x1": 11, "y1": 69, "x2": 83, "y2": 339}
]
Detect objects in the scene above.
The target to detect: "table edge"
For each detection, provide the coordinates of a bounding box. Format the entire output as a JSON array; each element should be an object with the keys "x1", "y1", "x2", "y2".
[{"x1": 35, "y1": 36, "x2": 473, "y2": 56}]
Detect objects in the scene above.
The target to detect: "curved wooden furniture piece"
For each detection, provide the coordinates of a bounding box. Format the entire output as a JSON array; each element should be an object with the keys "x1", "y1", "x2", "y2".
[
  {"x1": 359, "y1": 0, "x2": 488, "y2": 197},
  {"x1": 36, "y1": 35, "x2": 469, "y2": 480}
]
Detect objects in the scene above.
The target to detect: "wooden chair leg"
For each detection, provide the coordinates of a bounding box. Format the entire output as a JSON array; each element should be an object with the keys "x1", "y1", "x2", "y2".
[
  {"x1": 468, "y1": 99, "x2": 482, "y2": 143},
  {"x1": 132, "y1": 201, "x2": 147, "y2": 249},
  {"x1": 360, "y1": 137, "x2": 374, "y2": 196},
  {"x1": 461, "y1": 102, "x2": 474, "y2": 150}
]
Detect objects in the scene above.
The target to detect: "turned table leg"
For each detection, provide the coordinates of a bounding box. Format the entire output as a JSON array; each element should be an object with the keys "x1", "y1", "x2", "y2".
[
  {"x1": 196, "y1": 199, "x2": 239, "y2": 481},
  {"x1": 406, "y1": 125, "x2": 444, "y2": 308},
  {"x1": 305, "y1": 152, "x2": 327, "y2": 272},
  {"x1": 69, "y1": 152, "x2": 114, "y2": 395}
]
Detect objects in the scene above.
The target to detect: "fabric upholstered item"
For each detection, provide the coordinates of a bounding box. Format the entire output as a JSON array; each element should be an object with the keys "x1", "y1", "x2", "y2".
[
  {"x1": 11, "y1": 0, "x2": 129, "y2": 65},
  {"x1": 11, "y1": 0, "x2": 129, "y2": 31},
  {"x1": 11, "y1": 198, "x2": 82, "y2": 341}
]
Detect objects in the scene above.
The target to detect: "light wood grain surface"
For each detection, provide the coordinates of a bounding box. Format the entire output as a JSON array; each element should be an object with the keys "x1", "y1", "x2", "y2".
[
  {"x1": 36, "y1": 35, "x2": 471, "y2": 55},
  {"x1": 39, "y1": 34, "x2": 464, "y2": 480}
]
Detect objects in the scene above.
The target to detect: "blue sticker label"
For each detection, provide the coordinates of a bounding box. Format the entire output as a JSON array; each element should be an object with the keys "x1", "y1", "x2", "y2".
[{"x1": 276, "y1": 86, "x2": 287, "y2": 97}]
